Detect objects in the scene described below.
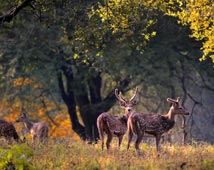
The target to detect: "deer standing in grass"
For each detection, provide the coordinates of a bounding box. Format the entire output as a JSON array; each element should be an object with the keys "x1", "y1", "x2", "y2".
[
  {"x1": 127, "y1": 97, "x2": 189, "y2": 153},
  {"x1": 97, "y1": 87, "x2": 138, "y2": 150},
  {"x1": 16, "y1": 112, "x2": 48, "y2": 144},
  {"x1": 0, "y1": 120, "x2": 24, "y2": 144}
]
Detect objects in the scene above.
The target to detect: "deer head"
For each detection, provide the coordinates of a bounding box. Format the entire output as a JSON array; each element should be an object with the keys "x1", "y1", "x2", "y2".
[
  {"x1": 167, "y1": 97, "x2": 189, "y2": 115},
  {"x1": 16, "y1": 112, "x2": 28, "y2": 123},
  {"x1": 115, "y1": 87, "x2": 138, "y2": 116}
]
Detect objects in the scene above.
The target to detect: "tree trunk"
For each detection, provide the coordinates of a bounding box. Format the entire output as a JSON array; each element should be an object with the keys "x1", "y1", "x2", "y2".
[
  {"x1": 58, "y1": 63, "x2": 130, "y2": 142},
  {"x1": 58, "y1": 69, "x2": 86, "y2": 140}
]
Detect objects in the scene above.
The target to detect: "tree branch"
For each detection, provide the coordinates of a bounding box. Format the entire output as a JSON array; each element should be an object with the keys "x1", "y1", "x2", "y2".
[{"x1": 0, "y1": 0, "x2": 34, "y2": 23}]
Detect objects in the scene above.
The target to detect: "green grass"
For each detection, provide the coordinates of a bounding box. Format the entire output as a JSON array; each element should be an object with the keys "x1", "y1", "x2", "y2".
[{"x1": 1, "y1": 138, "x2": 214, "y2": 170}]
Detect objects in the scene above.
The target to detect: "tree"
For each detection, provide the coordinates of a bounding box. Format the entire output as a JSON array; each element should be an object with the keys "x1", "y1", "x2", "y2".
[
  {"x1": 0, "y1": 0, "x2": 214, "y2": 144},
  {"x1": 0, "y1": 0, "x2": 156, "y2": 142},
  {"x1": 0, "y1": 0, "x2": 34, "y2": 23}
]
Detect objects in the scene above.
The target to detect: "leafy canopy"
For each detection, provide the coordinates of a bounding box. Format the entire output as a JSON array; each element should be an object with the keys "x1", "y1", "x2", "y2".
[{"x1": 163, "y1": 0, "x2": 214, "y2": 62}]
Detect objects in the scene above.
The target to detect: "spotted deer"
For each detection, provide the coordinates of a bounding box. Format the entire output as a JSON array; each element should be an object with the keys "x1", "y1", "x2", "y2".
[
  {"x1": 127, "y1": 97, "x2": 189, "y2": 153},
  {"x1": 97, "y1": 87, "x2": 138, "y2": 150},
  {"x1": 16, "y1": 112, "x2": 48, "y2": 144},
  {"x1": 0, "y1": 120, "x2": 24, "y2": 144}
]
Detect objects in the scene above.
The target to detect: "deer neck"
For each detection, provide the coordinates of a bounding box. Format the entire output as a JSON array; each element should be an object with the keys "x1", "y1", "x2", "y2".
[
  {"x1": 164, "y1": 107, "x2": 176, "y2": 121},
  {"x1": 23, "y1": 120, "x2": 33, "y2": 131}
]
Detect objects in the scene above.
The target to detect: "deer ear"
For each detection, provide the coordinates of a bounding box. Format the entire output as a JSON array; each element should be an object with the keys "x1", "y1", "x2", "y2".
[
  {"x1": 176, "y1": 97, "x2": 181, "y2": 103},
  {"x1": 132, "y1": 100, "x2": 137, "y2": 105}
]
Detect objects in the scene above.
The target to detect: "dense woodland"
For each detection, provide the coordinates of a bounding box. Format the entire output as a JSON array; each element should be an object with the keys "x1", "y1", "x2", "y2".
[{"x1": 0, "y1": 0, "x2": 213, "y2": 144}]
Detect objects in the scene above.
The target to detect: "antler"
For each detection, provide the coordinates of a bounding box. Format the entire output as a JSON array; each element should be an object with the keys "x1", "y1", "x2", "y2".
[
  {"x1": 115, "y1": 89, "x2": 127, "y2": 104},
  {"x1": 167, "y1": 98, "x2": 178, "y2": 103},
  {"x1": 176, "y1": 97, "x2": 180, "y2": 103},
  {"x1": 129, "y1": 87, "x2": 138, "y2": 102}
]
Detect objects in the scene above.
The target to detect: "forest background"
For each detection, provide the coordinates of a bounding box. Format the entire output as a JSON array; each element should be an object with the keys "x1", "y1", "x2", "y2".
[{"x1": 0, "y1": 0, "x2": 213, "y2": 144}]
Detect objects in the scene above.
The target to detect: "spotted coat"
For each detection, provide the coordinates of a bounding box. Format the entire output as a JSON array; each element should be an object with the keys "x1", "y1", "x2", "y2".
[
  {"x1": 97, "y1": 112, "x2": 128, "y2": 150},
  {"x1": 131, "y1": 113, "x2": 175, "y2": 136},
  {"x1": 0, "y1": 120, "x2": 21, "y2": 144},
  {"x1": 127, "y1": 97, "x2": 189, "y2": 153}
]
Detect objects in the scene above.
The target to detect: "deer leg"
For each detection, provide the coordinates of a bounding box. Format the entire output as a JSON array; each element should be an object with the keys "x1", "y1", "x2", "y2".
[
  {"x1": 38, "y1": 136, "x2": 41, "y2": 145},
  {"x1": 99, "y1": 133, "x2": 104, "y2": 150},
  {"x1": 32, "y1": 134, "x2": 36, "y2": 144},
  {"x1": 118, "y1": 136, "x2": 123, "y2": 148},
  {"x1": 155, "y1": 136, "x2": 161, "y2": 151},
  {"x1": 127, "y1": 129, "x2": 133, "y2": 150},
  {"x1": 106, "y1": 134, "x2": 113, "y2": 150},
  {"x1": 42, "y1": 128, "x2": 48, "y2": 144},
  {"x1": 43, "y1": 135, "x2": 48, "y2": 145},
  {"x1": 135, "y1": 133, "x2": 143, "y2": 153},
  {"x1": 101, "y1": 138, "x2": 104, "y2": 150}
]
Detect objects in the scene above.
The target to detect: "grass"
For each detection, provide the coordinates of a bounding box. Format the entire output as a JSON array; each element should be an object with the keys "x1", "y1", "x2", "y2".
[
  {"x1": 32, "y1": 139, "x2": 214, "y2": 170},
  {"x1": 1, "y1": 138, "x2": 214, "y2": 170}
]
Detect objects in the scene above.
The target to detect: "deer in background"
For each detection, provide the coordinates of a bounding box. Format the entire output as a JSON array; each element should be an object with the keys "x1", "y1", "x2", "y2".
[
  {"x1": 97, "y1": 87, "x2": 138, "y2": 150},
  {"x1": 0, "y1": 120, "x2": 25, "y2": 144},
  {"x1": 16, "y1": 112, "x2": 48, "y2": 144},
  {"x1": 127, "y1": 97, "x2": 189, "y2": 154}
]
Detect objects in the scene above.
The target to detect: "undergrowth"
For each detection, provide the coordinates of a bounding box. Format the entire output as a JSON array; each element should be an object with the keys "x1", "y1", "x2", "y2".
[{"x1": 1, "y1": 138, "x2": 214, "y2": 170}]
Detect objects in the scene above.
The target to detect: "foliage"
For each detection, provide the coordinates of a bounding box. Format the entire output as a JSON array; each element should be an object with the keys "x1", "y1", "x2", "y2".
[
  {"x1": 162, "y1": 0, "x2": 214, "y2": 62},
  {"x1": 0, "y1": 144, "x2": 33, "y2": 170},
  {"x1": 0, "y1": 0, "x2": 159, "y2": 140},
  {"x1": 0, "y1": 77, "x2": 76, "y2": 139},
  {"x1": 0, "y1": 0, "x2": 214, "y2": 142}
]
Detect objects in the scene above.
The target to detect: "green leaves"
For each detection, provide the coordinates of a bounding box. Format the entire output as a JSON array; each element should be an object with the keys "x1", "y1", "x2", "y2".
[{"x1": 0, "y1": 144, "x2": 33, "y2": 170}]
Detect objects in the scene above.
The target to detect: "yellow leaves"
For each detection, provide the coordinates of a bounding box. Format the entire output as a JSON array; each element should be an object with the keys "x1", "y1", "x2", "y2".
[
  {"x1": 89, "y1": 0, "x2": 157, "y2": 47},
  {"x1": 33, "y1": 83, "x2": 41, "y2": 89},
  {"x1": 73, "y1": 53, "x2": 79, "y2": 59},
  {"x1": 144, "y1": 34, "x2": 150, "y2": 40},
  {"x1": 151, "y1": 31, "x2": 157, "y2": 37},
  {"x1": 0, "y1": 90, "x2": 78, "y2": 139},
  {"x1": 163, "y1": 0, "x2": 214, "y2": 62},
  {"x1": 51, "y1": 113, "x2": 73, "y2": 138},
  {"x1": 13, "y1": 77, "x2": 32, "y2": 87},
  {"x1": 13, "y1": 77, "x2": 42, "y2": 89}
]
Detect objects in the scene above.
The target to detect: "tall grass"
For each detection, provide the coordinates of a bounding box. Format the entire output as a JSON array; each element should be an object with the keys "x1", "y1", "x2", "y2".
[
  {"x1": 1, "y1": 138, "x2": 214, "y2": 170},
  {"x1": 31, "y1": 139, "x2": 214, "y2": 170}
]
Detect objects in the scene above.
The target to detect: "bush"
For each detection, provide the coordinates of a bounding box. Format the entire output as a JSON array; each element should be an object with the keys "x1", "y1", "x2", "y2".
[{"x1": 0, "y1": 144, "x2": 33, "y2": 170}]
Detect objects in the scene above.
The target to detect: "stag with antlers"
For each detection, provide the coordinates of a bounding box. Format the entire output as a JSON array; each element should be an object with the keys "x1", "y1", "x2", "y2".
[
  {"x1": 0, "y1": 120, "x2": 24, "y2": 144},
  {"x1": 127, "y1": 97, "x2": 189, "y2": 153},
  {"x1": 16, "y1": 112, "x2": 48, "y2": 144},
  {"x1": 97, "y1": 87, "x2": 138, "y2": 150}
]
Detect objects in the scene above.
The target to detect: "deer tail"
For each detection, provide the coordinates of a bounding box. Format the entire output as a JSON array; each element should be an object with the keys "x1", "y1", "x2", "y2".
[
  {"x1": 128, "y1": 114, "x2": 140, "y2": 135},
  {"x1": 97, "y1": 113, "x2": 112, "y2": 139},
  {"x1": 97, "y1": 114, "x2": 104, "y2": 141}
]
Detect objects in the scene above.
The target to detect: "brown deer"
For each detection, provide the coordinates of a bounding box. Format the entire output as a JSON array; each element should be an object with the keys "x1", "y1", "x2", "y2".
[
  {"x1": 16, "y1": 112, "x2": 48, "y2": 144},
  {"x1": 0, "y1": 120, "x2": 24, "y2": 144},
  {"x1": 127, "y1": 97, "x2": 189, "y2": 153},
  {"x1": 97, "y1": 87, "x2": 138, "y2": 150}
]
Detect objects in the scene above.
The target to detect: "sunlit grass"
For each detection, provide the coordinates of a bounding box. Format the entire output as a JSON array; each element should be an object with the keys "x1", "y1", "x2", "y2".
[{"x1": 29, "y1": 138, "x2": 214, "y2": 170}]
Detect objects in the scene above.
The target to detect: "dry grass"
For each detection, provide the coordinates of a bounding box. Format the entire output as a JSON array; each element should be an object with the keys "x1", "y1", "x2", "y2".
[{"x1": 30, "y1": 138, "x2": 214, "y2": 170}]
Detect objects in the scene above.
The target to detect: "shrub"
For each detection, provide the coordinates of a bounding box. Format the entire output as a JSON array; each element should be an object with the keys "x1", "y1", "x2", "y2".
[{"x1": 0, "y1": 144, "x2": 33, "y2": 170}]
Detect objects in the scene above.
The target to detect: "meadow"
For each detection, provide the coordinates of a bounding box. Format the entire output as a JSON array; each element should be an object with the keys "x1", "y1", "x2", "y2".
[{"x1": 1, "y1": 137, "x2": 214, "y2": 170}]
